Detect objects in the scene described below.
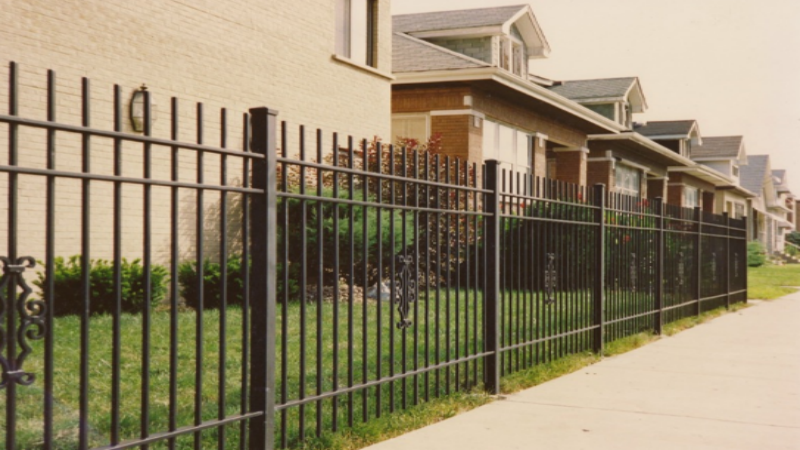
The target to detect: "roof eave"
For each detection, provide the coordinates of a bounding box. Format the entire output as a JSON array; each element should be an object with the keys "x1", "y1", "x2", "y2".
[
  {"x1": 667, "y1": 164, "x2": 735, "y2": 187},
  {"x1": 393, "y1": 68, "x2": 625, "y2": 134},
  {"x1": 587, "y1": 132, "x2": 694, "y2": 166}
]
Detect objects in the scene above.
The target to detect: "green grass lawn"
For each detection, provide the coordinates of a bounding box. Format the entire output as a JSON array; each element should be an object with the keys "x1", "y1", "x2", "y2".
[
  {"x1": 1, "y1": 282, "x2": 751, "y2": 450},
  {"x1": 748, "y1": 264, "x2": 800, "y2": 300}
]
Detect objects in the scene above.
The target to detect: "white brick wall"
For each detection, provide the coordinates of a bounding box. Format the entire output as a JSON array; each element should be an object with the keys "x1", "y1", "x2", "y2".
[{"x1": 0, "y1": 0, "x2": 392, "y2": 267}]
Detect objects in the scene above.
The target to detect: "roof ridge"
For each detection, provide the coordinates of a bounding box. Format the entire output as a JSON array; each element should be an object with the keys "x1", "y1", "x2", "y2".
[
  {"x1": 559, "y1": 76, "x2": 637, "y2": 83},
  {"x1": 393, "y1": 4, "x2": 527, "y2": 18},
  {"x1": 394, "y1": 32, "x2": 492, "y2": 69},
  {"x1": 700, "y1": 135, "x2": 743, "y2": 140}
]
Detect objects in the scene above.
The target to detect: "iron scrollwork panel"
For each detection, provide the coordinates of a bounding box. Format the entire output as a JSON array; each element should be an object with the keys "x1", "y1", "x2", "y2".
[
  {"x1": 629, "y1": 252, "x2": 637, "y2": 293},
  {"x1": 394, "y1": 255, "x2": 417, "y2": 329},
  {"x1": 0, "y1": 256, "x2": 45, "y2": 389},
  {"x1": 544, "y1": 253, "x2": 556, "y2": 305},
  {"x1": 711, "y1": 252, "x2": 717, "y2": 283}
]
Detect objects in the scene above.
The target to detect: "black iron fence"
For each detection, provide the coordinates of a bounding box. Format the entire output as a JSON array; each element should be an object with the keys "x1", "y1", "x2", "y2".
[{"x1": 0, "y1": 63, "x2": 747, "y2": 450}]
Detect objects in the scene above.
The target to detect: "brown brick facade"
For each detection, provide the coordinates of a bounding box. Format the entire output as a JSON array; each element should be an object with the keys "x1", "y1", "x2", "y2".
[
  {"x1": 668, "y1": 184, "x2": 685, "y2": 208},
  {"x1": 471, "y1": 88, "x2": 587, "y2": 148},
  {"x1": 554, "y1": 150, "x2": 587, "y2": 186},
  {"x1": 587, "y1": 160, "x2": 614, "y2": 189},
  {"x1": 392, "y1": 84, "x2": 591, "y2": 183},
  {"x1": 647, "y1": 178, "x2": 667, "y2": 201},
  {"x1": 431, "y1": 115, "x2": 472, "y2": 161}
]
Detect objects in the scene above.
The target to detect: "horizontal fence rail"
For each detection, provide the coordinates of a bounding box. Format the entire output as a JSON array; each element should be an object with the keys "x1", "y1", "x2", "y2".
[{"x1": 0, "y1": 61, "x2": 748, "y2": 450}]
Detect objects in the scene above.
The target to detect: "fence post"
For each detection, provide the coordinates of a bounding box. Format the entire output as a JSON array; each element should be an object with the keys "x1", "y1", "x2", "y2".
[
  {"x1": 249, "y1": 107, "x2": 278, "y2": 450},
  {"x1": 724, "y1": 212, "x2": 731, "y2": 310},
  {"x1": 483, "y1": 160, "x2": 501, "y2": 395},
  {"x1": 694, "y1": 206, "x2": 702, "y2": 316},
  {"x1": 742, "y1": 216, "x2": 748, "y2": 304},
  {"x1": 592, "y1": 184, "x2": 606, "y2": 354},
  {"x1": 654, "y1": 197, "x2": 664, "y2": 335}
]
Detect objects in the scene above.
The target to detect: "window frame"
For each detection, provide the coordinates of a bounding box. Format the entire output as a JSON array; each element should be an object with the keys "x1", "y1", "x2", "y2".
[
  {"x1": 684, "y1": 186, "x2": 699, "y2": 208},
  {"x1": 614, "y1": 162, "x2": 642, "y2": 197},
  {"x1": 483, "y1": 119, "x2": 532, "y2": 174},
  {"x1": 335, "y1": 0, "x2": 378, "y2": 68}
]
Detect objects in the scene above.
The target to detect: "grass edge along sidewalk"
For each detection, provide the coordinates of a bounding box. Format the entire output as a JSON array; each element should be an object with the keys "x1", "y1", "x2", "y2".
[
  {"x1": 3, "y1": 265, "x2": 793, "y2": 450},
  {"x1": 300, "y1": 264, "x2": 797, "y2": 450}
]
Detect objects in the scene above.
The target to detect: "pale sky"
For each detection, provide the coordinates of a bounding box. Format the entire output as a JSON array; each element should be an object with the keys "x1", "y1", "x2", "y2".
[{"x1": 392, "y1": 0, "x2": 800, "y2": 195}]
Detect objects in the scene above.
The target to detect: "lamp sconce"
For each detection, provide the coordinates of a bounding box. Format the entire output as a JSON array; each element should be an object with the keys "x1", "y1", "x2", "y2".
[{"x1": 130, "y1": 84, "x2": 157, "y2": 132}]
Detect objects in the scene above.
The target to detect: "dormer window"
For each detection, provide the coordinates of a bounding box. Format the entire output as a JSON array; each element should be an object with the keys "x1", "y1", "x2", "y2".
[
  {"x1": 733, "y1": 166, "x2": 739, "y2": 177},
  {"x1": 497, "y1": 36, "x2": 526, "y2": 77}
]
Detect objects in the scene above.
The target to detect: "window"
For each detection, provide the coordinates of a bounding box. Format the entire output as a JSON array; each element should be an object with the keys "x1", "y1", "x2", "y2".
[
  {"x1": 391, "y1": 114, "x2": 428, "y2": 144},
  {"x1": 732, "y1": 166, "x2": 739, "y2": 177},
  {"x1": 735, "y1": 203, "x2": 745, "y2": 219},
  {"x1": 498, "y1": 37, "x2": 511, "y2": 71},
  {"x1": 512, "y1": 43, "x2": 524, "y2": 76},
  {"x1": 482, "y1": 119, "x2": 531, "y2": 173},
  {"x1": 684, "y1": 186, "x2": 699, "y2": 208},
  {"x1": 336, "y1": 0, "x2": 377, "y2": 67},
  {"x1": 498, "y1": 36, "x2": 526, "y2": 77},
  {"x1": 614, "y1": 163, "x2": 641, "y2": 197}
]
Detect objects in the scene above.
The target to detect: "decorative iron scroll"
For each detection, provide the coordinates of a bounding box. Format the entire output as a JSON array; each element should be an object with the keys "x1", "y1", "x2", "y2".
[
  {"x1": 711, "y1": 252, "x2": 717, "y2": 283},
  {"x1": 0, "y1": 256, "x2": 44, "y2": 390},
  {"x1": 394, "y1": 255, "x2": 416, "y2": 329},
  {"x1": 677, "y1": 252, "x2": 685, "y2": 287},
  {"x1": 630, "y1": 253, "x2": 637, "y2": 293},
  {"x1": 544, "y1": 253, "x2": 556, "y2": 305}
]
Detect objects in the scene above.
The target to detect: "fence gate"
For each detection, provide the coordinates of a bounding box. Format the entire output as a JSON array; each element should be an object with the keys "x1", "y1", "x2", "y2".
[{"x1": 0, "y1": 62, "x2": 275, "y2": 450}]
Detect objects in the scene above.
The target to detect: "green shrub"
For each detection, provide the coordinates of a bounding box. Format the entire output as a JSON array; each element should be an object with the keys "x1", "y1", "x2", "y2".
[
  {"x1": 33, "y1": 256, "x2": 168, "y2": 317},
  {"x1": 280, "y1": 190, "x2": 413, "y2": 288},
  {"x1": 787, "y1": 231, "x2": 800, "y2": 247},
  {"x1": 178, "y1": 255, "x2": 246, "y2": 310},
  {"x1": 747, "y1": 241, "x2": 766, "y2": 267}
]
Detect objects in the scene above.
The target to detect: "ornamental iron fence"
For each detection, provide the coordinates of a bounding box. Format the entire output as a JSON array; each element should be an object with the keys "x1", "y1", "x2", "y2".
[{"x1": 0, "y1": 63, "x2": 747, "y2": 449}]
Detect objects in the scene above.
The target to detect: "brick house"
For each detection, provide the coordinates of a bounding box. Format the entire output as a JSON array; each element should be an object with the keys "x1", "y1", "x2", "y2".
[
  {"x1": 631, "y1": 122, "x2": 750, "y2": 212},
  {"x1": 391, "y1": 4, "x2": 625, "y2": 186},
  {"x1": 687, "y1": 136, "x2": 755, "y2": 217},
  {"x1": 772, "y1": 170, "x2": 796, "y2": 250},
  {"x1": 549, "y1": 81, "x2": 704, "y2": 202},
  {"x1": 740, "y1": 155, "x2": 794, "y2": 253}
]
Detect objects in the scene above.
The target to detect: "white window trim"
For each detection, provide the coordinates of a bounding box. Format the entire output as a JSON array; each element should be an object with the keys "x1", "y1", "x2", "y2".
[
  {"x1": 683, "y1": 185, "x2": 699, "y2": 208},
  {"x1": 483, "y1": 118, "x2": 533, "y2": 173},
  {"x1": 614, "y1": 162, "x2": 642, "y2": 197}
]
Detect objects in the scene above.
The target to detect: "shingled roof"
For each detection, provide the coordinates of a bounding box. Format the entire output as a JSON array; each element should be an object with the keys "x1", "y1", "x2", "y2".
[
  {"x1": 393, "y1": 4, "x2": 527, "y2": 34},
  {"x1": 548, "y1": 77, "x2": 638, "y2": 101},
  {"x1": 692, "y1": 136, "x2": 743, "y2": 159},
  {"x1": 634, "y1": 120, "x2": 697, "y2": 138},
  {"x1": 740, "y1": 155, "x2": 769, "y2": 194},
  {"x1": 393, "y1": 33, "x2": 490, "y2": 73}
]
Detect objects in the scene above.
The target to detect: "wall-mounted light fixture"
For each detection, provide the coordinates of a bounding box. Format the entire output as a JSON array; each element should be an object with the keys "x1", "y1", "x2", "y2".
[{"x1": 130, "y1": 84, "x2": 156, "y2": 132}]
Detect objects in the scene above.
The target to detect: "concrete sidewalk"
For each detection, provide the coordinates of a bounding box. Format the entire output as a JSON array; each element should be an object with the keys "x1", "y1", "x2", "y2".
[{"x1": 365, "y1": 293, "x2": 800, "y2": 450}]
